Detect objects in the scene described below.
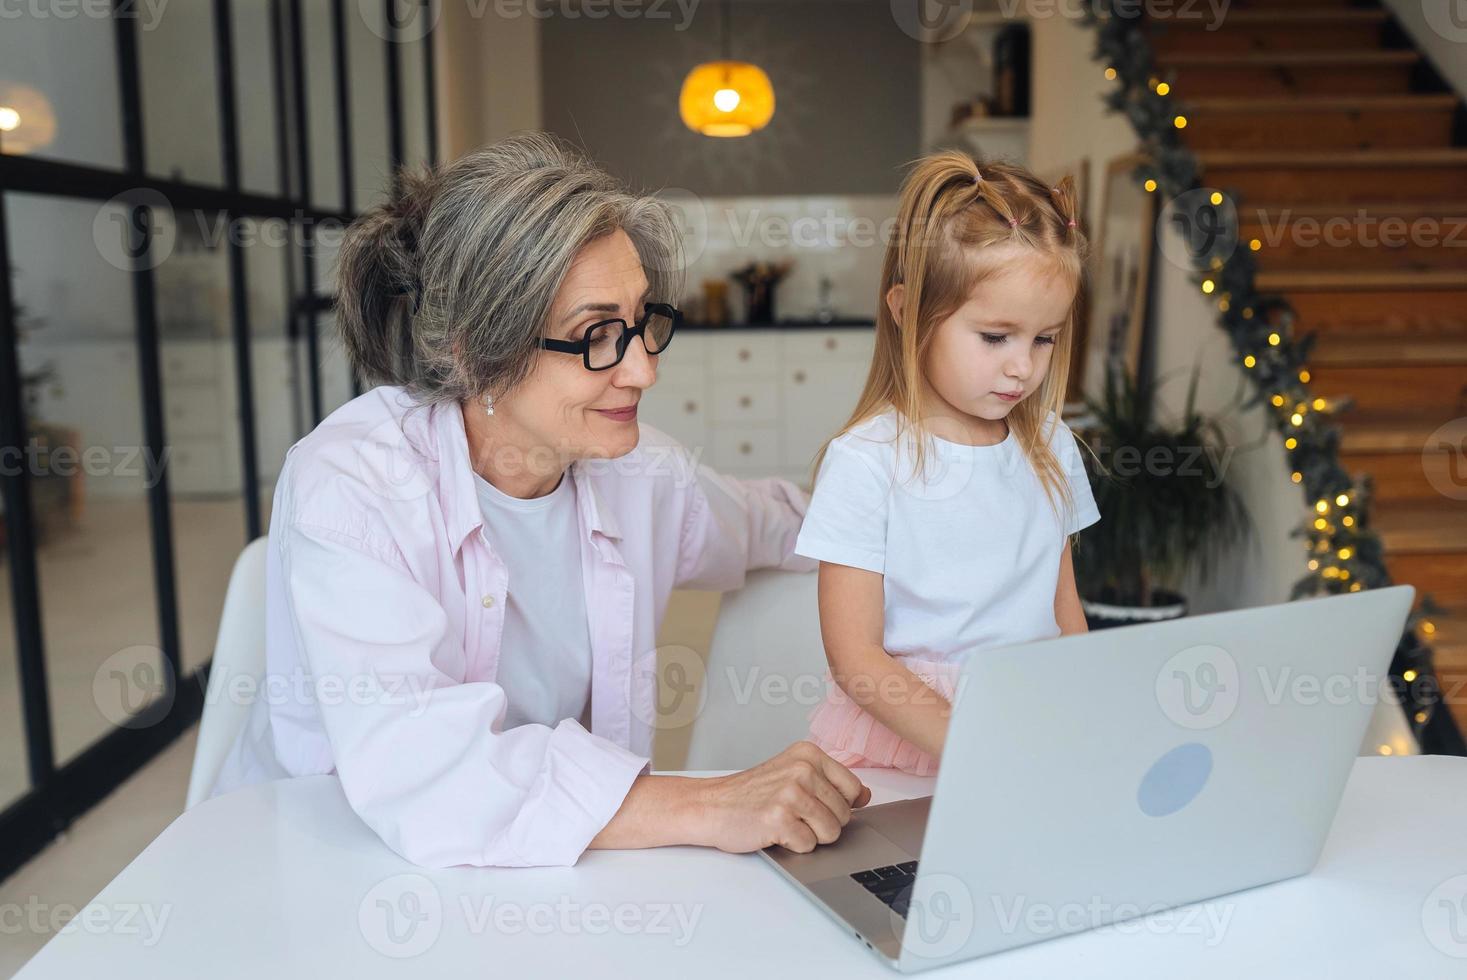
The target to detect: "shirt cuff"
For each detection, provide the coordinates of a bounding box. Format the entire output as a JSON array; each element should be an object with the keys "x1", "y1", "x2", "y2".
[{"x1": 498, "y1": 720, "x2": 651, "y2": 867}]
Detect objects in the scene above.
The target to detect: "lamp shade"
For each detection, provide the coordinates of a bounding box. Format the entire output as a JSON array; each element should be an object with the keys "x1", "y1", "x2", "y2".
[{"x1": 679, "y1": 60, "x2": 775, "y2": 138}]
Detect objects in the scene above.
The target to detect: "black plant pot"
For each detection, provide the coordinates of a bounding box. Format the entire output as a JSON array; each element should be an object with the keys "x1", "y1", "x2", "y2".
[{"x1": 1081, "y1": 588, "x2": 1189, "y2": 631}]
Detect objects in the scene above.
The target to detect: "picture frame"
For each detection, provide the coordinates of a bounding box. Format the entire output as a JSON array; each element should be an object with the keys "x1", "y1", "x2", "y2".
[{"x1": 1078, "y1": 151, "x2": 1157, "y2": 405}]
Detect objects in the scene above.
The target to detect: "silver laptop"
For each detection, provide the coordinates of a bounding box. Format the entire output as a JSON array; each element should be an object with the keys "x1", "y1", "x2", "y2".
[{"x1": 759, "y1": 585, "x2": 1415, "y2": 971}]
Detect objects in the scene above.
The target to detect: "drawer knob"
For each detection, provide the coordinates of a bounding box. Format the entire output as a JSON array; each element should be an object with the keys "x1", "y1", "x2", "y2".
[
  {"x1": 739, "y1": 442, "x2": 752, "y2": 455},
  {"x1": 824, "y1": 338, "x2": 837, "y2": 351},
  {"x1": 684, "y1": 400, "x2": 698, "y2": 413},
  {"x1": 739, "y1": 395, "x2": 752, "y2": 408},
  {"x1": 793, "y1": 370, "x2": 806, "y2": 383},
  {"x1": 738, "y1": 349, "x2": 751, "y2": 361}
]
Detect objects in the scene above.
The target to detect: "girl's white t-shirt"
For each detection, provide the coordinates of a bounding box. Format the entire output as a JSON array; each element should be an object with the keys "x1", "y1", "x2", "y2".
[
  {"x1": 794, "y1": 408, "x2": 1100, "y2": 665},
  {"x1": 473, "y1": 469, "x2": 594, "y2": 732}
]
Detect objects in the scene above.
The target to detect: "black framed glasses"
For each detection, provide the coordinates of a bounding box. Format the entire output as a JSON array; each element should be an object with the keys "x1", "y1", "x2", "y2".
[
  {"x1": 539, "y1": 300, "x2": 680, "y2": 369},
  {"x1": 540, "y1": 302, "x2": 680, "y2": 371}
]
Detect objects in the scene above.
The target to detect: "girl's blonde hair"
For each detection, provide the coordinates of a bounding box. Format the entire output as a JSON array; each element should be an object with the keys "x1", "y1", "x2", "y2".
[{"x1": 812, "y1": 150, "x2": 1090, "y2": 529}]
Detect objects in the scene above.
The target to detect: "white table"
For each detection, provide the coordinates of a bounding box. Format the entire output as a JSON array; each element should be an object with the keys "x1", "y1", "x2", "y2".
[{"x1": 15, "y1": 756, "x2": 1467, "y2": 977}]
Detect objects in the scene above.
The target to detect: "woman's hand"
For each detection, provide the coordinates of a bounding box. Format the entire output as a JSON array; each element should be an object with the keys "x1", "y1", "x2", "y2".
[
  {"x1": 690, "y1": 741, "x2": 873, "y2": 853},
  {"x1": 589, "y1": 741, "x2": 871, "y2": 854}
]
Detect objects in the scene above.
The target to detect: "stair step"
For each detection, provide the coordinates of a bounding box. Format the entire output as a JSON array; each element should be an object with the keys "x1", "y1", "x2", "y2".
[
  {"x1": 1286, "y1": 289, "x2": 1467, "y2": 336},
  {"x1": 1339, "y1": 412, "x2": 1457, "y2": 454},
  {"x1": 1156, "y1": 48, "x2": 1421, "y2": 98},
  {"x1": 1375, "y1": 503, "x2": 1467, "y2": 555},
  {"x1": 1311, "y1": 363, "x2": 1467, "y2": 414},
  {"x1": 1150, "y1": 9, "x2": 1388, "y2": 54},
  {"x1": 1337, "y1": 411, "x2": 1465, "y2": 507},
  {"x1": 1422, "y1": 603, "x2": 1467, "y2": 671},
  {"x1": 1184, "y1": 94, "x2": 1458, "y2": 152},
  {"x1": 1240, "y1": 197, "x2": 1467, "y2": 271},
  {"x1": 1311, "y1": 334, "x2": 1467, "y2": 367},
  {"x1": 1391, "y1": 552, "x2": 1467, "y2": 607},
  {"x1": 1186, "y1": 94, "x2": 1458, "y2": 113},
  {"x1": 1199, "y1": 149, "x2": 1467, "y2": 205},
  {"x1": 1254, "y1": 269, "x2": 1467, "y2": 292}
]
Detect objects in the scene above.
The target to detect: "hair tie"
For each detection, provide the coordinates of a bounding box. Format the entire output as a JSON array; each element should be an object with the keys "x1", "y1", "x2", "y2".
[
  {"x1": 973, "y1": 169, "x2": 983, "y2": 183},
  {"x1": 1066, "y1": 219, "x2": 1076, "y2": 227},
  {"x1": 1009, "y1": 218, "x2": 1018, "y2": 227}
]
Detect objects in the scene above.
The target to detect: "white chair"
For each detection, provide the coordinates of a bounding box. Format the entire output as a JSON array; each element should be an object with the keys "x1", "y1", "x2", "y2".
[
  {"x1": 186, "y1": 536, "x2": 270, "y2": 809},
  {"x1": 682, "y1": 569, "x2": 830, "y2": 771}
]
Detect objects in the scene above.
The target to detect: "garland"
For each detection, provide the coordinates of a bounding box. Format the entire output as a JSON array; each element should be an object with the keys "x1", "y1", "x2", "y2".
[{"x1": 1081, "y1": 2, "x2": 1461, "y2": 753}]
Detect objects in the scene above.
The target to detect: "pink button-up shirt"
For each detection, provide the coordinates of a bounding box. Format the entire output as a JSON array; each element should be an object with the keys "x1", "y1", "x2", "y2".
[{"x1": 210, "y1": 385, "x2": 815, "y2": 867}]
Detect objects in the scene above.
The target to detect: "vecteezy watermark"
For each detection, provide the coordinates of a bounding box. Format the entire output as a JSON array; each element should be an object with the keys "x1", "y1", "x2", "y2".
[
  {"x1": 895, "y1": 873, "x2": 976, "y2": 960},
  {"x1": 891, "y1": 0, "x2": 1232, "y2": 42},
  {"x1": 0, "y1": 0, "x2": 171, "y2": 30},
  {"x1": 203, "y1": 664, "x2": 440, "y2": 718},
  {"x1": 358, "y1": 0, "x2": 703, "y2": 42},
  {"x1": 1422, "y1": 0, "x2": 1467, "y2": 44},
  {"x1": 359, "y1": 874, "x2": 443, "y2": 959},
  {"x1": 0, "y1": 440, "x2": 172, "y2": 489},
  {"x1": 93, "y1": 645, "x2": 175, "y2": 727},
  {"x1": 0, "y1": 897, "x2": 172, "y2": 946},
  {"x1": 1425, "y1": 417, "x2": 1467, "y2": 503},
  {"x1": 1156, "y1": 644, "x2": 1240, "y2": 730},
  {"x1": 93, "y1": 189, "x2": 346, "y2": 272},
  {"x1": 356, "y1": 874, "x2": 703, "y2": 958},
  {"x1": 1423, "y1": 873, "x2": 1467, "y2": 959},
  {"x1": 354, "y1": 414, "x2": 708, "y2": 505},
  {"x1": 992, "y1": 893, "x2": 1234, "y2": 945},
  {"x1": 1241, "y1": 207, "x2": 1467, "y2": 252},
  {"x1": 1159, "y1": 187, "x2": 1240, "y2": 273}
]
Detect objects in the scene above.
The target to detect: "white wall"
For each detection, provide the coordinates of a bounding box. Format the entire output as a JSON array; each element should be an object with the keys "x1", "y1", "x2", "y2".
[
  {"x1": 435, "y1": 3, "x2": 543, "y2": 161},
  {"x1": 1027, "y1": 14, "x2": 1305, "y2": 613}
]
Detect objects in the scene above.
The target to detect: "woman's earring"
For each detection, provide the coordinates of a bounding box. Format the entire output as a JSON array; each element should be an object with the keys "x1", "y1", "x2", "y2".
[{"x1": 482, "y1": 393, "x2": 495, "y2": 417}]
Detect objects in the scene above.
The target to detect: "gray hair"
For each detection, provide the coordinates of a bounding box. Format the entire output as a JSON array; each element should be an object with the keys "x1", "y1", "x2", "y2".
[{"x1": 335, "y1": 131, "x2": 684, "y2": 404}]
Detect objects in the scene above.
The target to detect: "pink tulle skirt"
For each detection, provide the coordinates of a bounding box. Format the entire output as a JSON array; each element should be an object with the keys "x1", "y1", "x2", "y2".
[{"x1": 807, "y1": 657, "x2": 962, "y2": 777}]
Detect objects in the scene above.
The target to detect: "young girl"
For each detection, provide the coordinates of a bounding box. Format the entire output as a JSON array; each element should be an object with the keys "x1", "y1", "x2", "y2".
[{"x1": 794, "y1": 151, "x2": 1100, "y2": 776}]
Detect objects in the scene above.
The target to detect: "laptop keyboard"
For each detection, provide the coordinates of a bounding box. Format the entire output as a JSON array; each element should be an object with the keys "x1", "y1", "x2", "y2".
[{"x1": 850, "y1": 861, "x2": 919, "y2": 919}]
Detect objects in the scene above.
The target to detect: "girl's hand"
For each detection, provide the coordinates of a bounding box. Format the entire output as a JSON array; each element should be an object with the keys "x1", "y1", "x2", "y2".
[{"x1": 690, "y1": 741, "x2": 872, "y2": 853}]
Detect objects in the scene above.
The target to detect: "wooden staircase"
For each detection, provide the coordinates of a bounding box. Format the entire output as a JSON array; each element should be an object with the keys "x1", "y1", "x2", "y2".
[{"x1": 1150, "y1": 0, "x2": 1467, "y2": 738}]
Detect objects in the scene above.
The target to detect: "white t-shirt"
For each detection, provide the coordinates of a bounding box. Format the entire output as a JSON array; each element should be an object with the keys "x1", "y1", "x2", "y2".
[
  {"x1": 473, "y1": 469, "x2": 594, "y2": 731},
  {"x1": 794, "y1": 408, "x2": 1100, "y2": 665}
]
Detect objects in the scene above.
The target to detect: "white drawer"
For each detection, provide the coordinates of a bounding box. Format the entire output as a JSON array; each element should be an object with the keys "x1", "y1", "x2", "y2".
[
  {"x1": 161, "y1": 344, "x2": 223, "y2": 384},
  {"x1": 166, "y1": 440, "x2": 233, "y2": 494},
  {"x1": 711, "y1": 425, "x2": 781, "y2": 471},
  {"x1": 637, "y1": 382, "x2": 709, "y2": 453},
  {"x1": 706, "y1": 332, "x2": 778, "y2": 378},
  {"x1": 710, "y1": 378, "x2": 779, "y2": 424},
  {"x1": 782, "y1": 330, "x2": 875, "y2": 364},
  {"x1": 164, "y1": 384, "x2": 224, "y2": 439}
]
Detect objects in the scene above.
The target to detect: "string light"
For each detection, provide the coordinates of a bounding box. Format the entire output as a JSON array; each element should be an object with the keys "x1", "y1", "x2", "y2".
[{"x1": 1083, "y1": 0, "x2": 1442, "y2": 748}]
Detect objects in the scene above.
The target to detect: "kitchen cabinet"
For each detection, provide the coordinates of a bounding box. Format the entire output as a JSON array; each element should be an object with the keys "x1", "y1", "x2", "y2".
[{"x1": 643, "y1": 327, "x2": 875, "y2": 487}]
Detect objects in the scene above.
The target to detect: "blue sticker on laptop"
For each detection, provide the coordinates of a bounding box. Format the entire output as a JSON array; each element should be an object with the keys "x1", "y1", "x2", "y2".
[{"x1": 1137, "y1": 742, "x2": 1213, "y2": 817}]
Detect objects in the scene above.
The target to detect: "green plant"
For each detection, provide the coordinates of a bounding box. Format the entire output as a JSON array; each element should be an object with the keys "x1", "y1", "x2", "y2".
[{"x1": 1073, "y1": 362, "x2": 1252, "y2": 608}]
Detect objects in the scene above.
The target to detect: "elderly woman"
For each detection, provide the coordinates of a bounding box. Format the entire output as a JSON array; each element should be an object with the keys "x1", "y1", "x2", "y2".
[{"x1": 210, "y1": 132, "x2": 870, "y2": 867}]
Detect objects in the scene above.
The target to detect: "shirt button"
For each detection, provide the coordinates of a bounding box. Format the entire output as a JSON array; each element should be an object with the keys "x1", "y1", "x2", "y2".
[{"x1": 482, "y1": 595, "x2": 495, "y2": 608}]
